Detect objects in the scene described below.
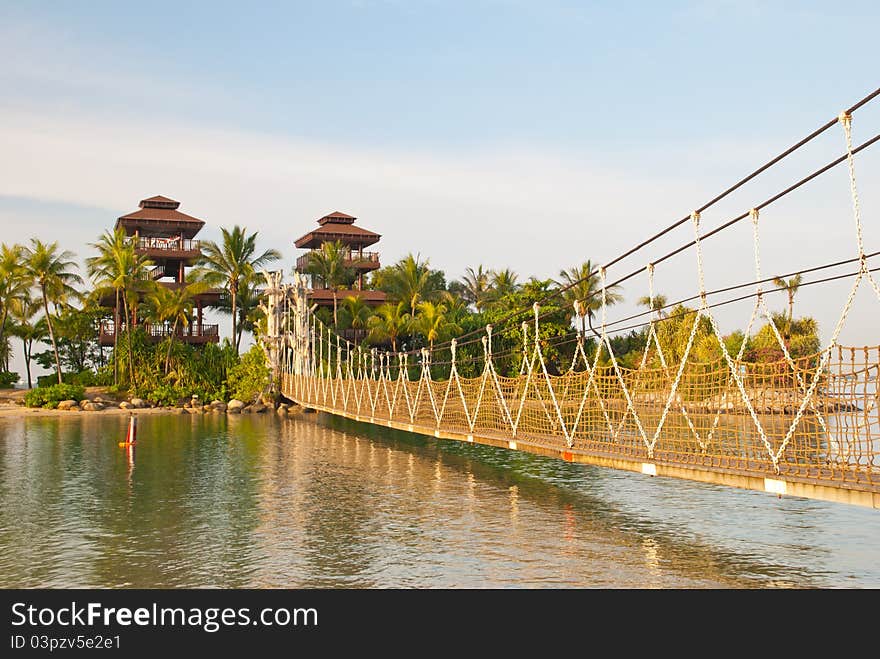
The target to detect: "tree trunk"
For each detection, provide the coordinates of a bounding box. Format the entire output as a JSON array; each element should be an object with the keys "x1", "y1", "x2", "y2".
[
  {"x1": 788, "y1": 292, "x2": 794, "y2": 324},
  {"x1": 113, "y1": 288, "x2": 120, "y2": 385},
  {"x1": 41, "y1": 286, "x2": 63, "y2": 384},
  {"x1": 164, "y1": 318, "x2": 179, "y2": 375},
  {"x1": 230, "y1": 283, "x2": 238, "y2": 352},
  {"x1": 0, "y1": 307, "x2": 9, "y2": 366},
  {"x1": 122, "y1": 295, "x2": 134, "y2": 386},
  {"x1": 22, "y1": 338, "x2": 32, "y2": 389},
  {"x1": 332, "y1": 290, "x2": 338, "y2": 329}
]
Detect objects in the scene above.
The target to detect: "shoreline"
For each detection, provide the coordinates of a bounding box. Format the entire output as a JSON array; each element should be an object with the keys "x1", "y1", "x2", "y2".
[{"x1": 0, "y1": 404, "x2": 195, "y2": 419}]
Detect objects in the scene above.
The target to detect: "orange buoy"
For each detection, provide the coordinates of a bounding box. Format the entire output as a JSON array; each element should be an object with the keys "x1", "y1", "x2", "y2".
[{"x1": 119, "y1": 414, "x2": 137, "y2": 447}]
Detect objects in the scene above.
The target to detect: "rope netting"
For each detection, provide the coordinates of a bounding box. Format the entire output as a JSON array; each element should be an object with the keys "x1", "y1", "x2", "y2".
[{"x1": 270, "y1": 97, "x2": 880, "y2": 496}]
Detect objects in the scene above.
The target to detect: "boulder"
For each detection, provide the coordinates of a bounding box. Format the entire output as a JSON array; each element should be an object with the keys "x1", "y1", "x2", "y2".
[
  {"x1": 212, "y1": 401, "x2": 227, "y2": 412},
  {"x1": 241, "y1": 406, "x2": 252, "y2": 414},
  {"x1": 187, "y1": 407, "x2": 202, "y2": 415},
  {"x1": 276, "y1": 406, "x2": 288, "y2": 416},
  {"x1": 227, "y1": 407, "x2": 241, "y2": 415},
  {"x1": 57, "y1": 400, "x2": 78, "y2": 411},
  {"x1": 172, "y1": 407, "x2": 186, "y2": 415},
  {"x1": 227, "y1": 399, "x2": 245, "y2": 412},
  {"x1": 130, "y1": 398, "x2": 146, "y2": 409},
  {"x1": 251, "y1": 402, "x2": 266, "y2": 414},
  {"x1": 82, "y1": 402, "x2": 104, "y2": 412},
  {"x1": 119, "y1": 401, "x2": 132, "y2": 410}
]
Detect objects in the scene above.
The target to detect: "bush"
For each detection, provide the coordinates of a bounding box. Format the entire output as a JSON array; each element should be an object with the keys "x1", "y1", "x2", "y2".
[
  {"x1": 0, "y1": 371, "x2": 19, "y2": 388},
  {"x1": 226, "y1": 346, "x2": 270, "y2": 403},
  {"x1": 24, "y1": 383, "x2": 86, "y2": 409},
  {"x1": 36, "y1": 371, "x2": 99, "y2": 388},
  {"x1": 145, "y1": 384, "x2": 187, "y2": 407}
]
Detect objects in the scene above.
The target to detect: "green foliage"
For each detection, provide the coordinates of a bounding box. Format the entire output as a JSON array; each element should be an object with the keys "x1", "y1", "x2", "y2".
[
  {"x1": 748, "y1": 314, "x2": 820, "y2": 361},
  {"x1": 372, "y1": 254, "x2": 444, "y2": 313},
  {"x1": 145, "y1": 383, "x2": 189, "y2": 407},
  {"x1": 0, "y1": 371, "x2": 19, "y2": 388},
  {"x1": 37, "y1": 370, "x2": 100, "y2": 388},
  {"x1": 227, "y1": 345, "x2": 270, "y2": 403},
  {"x1": 24, "y1": 383, "x2": 85, "y2": 408}
]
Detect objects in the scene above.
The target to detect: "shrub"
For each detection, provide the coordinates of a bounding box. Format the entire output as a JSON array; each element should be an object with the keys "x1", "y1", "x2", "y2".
[
  {"x1": 0, "y1": 371, "x2": 19, "y2": 388},
  {"x1": 226, "y1": 346, "x2": 270, "y2": 403},
  {"x1": 24, "y1": 383, "x2": 87, "y2": 409},
  {"x1": 145, "y1": 384, "x2": 187, "y2": 407},
  {"x1": 37, "y1": 371, "x2": 99, "y2": 388}
]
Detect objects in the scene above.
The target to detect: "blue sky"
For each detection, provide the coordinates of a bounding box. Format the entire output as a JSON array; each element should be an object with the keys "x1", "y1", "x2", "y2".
[{"x1": 1, "y1": 1, "x2": 879, "y2": 373}]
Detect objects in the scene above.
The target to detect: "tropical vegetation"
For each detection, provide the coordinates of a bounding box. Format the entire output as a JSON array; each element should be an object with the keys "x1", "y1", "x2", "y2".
[{"x1": 0, "y1": 226, "x2": 823, "y2": 407}]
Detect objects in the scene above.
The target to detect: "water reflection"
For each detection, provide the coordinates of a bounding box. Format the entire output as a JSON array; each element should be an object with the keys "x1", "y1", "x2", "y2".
[{"x1": 0, "y1": 413, "x2": 877, "y2": 588}]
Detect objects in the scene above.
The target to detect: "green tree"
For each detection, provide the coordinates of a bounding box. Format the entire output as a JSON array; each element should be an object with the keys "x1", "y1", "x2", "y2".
[
  {"x1": 87, "y1": 227, "x2": 153, "y2": 385},
  {"x1": 750, "y1": 313, "x2": 820, "y2": 360},
  {"x1": 375, "y1": 254, "x2": 442, "y2": 314},
  {"x1": 144, "y1": 281, "x2": 210, "y2": 374},
  {"x1": 460, "y1": 265, "x2": 492, "y2": 311},
  {"x1": 637, "y1": 293, "x2": 668, "y2": 318},
  {"x1": 556, "y1": 260, "x2": 623, "y2": 337},
  {"x1": 0, "y1": 243, "x2": 29, "y2": 369},
  {"x1": 8, "y1": 293, "x2": 45, "y2": 388},
  {"x1": 198, "y1": 225, "x2": 281, "y2": 349},
  {"x1": 339, "y1": 295, "x2": 373, "y2": 333},
  {"x1": 24, "y1": 240, "x2": 83, "y2": 383},
  {"x1": 303, "y1": 240, "x2": 355, "y2": 329},
  {"x1": 411, "y1": 301, "x2": 460, "y2": 351},
  {"x1": 213, "y1": 272, "x2": 263, "y2": 351},
  {"x1": 486, "y1": 268, "x2": 520, "y2": 307},
  {"x1": 772, "y1": 274, "x2": 803, "y2": 326},
  {"x1": 367, "y1": 301, "x2": 410, "y2": 352}
]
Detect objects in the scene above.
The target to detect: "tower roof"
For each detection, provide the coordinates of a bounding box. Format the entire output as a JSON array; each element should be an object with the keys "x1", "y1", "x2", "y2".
[
  {"x1": 317, "y1": 211, "x2": 357, "y2": 225},
  {"x1": 294, "y1": 211, "x2": 381, "y2": 249},
  {"x1": 116, "y1": 195, "x2": 206, "y2": 238}
]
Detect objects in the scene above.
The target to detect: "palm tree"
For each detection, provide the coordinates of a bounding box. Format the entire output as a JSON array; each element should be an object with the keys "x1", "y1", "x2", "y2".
[
  {"x1": 412, "y1": 301, "x2": 460, "y2": 351},
  {"x1": 460, "y1": 265, "x2": 491, "y2": 311},
  {"x1": 87, "y1": 228, "x2": 153, "y2": 385},
  {"x1": 367, "y1": 302, "x2": 410, "y2": 352},
  {"x1": 24, "y1": 240, "x2": 83, "y2": 383},
  {"x1": 556, "y1": 261, "x2": 623, "y2": 337},
  {"x1": 0, "y1": 243, "x2": 28, "y2": 362},
  {"x1": 637, "y1": 293, "x2": 669, "y2": 319},
  {"x1": 8, "y1": 293, "x2": 45, "y2": 388},
  {"x1": 212, "y1": 272, "x2": 264, "y2": 351},
  {"x1": 486, "y1": 268, "x2": 520, "y2": 307},
  {"x1": 386, "y1": 254, "x2": 437, "y2": 314},
  {"x1": 197, "y1": 225, "x2": 281, "y2": 349},
  {"x1": 144, "y1": 281, "x2": 209, "y2": 374},
  {"x1": 772, "y1": 274, "x2": 803, "y2": 324},
  {"x1": 304, "y1": 240, "x2": 355, "y2": 329},
  {"x1": 340, "y1": 295, "x2": 373, "y2": 334}
]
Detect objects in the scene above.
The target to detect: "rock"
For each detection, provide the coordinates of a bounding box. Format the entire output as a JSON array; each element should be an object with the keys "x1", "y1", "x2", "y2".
[
  {"x1": 187, "y1": 407, "x2": 202, "y2": 415},
  {"x1": 227, "y1": 407, "x2": 241, "y2": 415},
  {"x1": 172, "y1": 407, "x2": 186, "y2": 415},
  {"x1": 227, "y1": 399, "x2": 245, "y2": 412},
  {"x1": 82, "y1": 402, "x2": 104, "y2": 412},
  {"x1": 276, "y1": 406, "x2": 288, "y2": 416},
  {"x1": 241, "y1": 405, "x2": 253, "y2": 414},
  {"x1": 130, "y1": 398, "x2": 146, "y2": 409},
  {"x1": 251, "y1": 403, "x2": 266, "y2": 414},
  {"x1": 119, "y1": 401, "x2": 132, "y2": 410},
  {"x1": 57, "y1": 399, "x2": 78, "y2": 411},
  {"x1": 212, "y1": 401, "x2": 227, "y2": 412}
]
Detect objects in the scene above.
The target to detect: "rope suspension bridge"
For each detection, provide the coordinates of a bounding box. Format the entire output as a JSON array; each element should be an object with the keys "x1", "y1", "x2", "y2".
[{"x1": 263, "y1": 88, "x2": 880, "y2": 509}]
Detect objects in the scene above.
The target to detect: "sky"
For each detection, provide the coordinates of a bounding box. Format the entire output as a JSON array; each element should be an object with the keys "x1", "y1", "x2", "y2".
[{"x1": 1, "y1": 1, "x2": 879, "y2": 378}]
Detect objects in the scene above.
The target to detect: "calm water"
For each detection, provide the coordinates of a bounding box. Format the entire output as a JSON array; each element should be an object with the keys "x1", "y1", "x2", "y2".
[{"x1": 0, "y1": 412, "x2": 877, "y2": 588}]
